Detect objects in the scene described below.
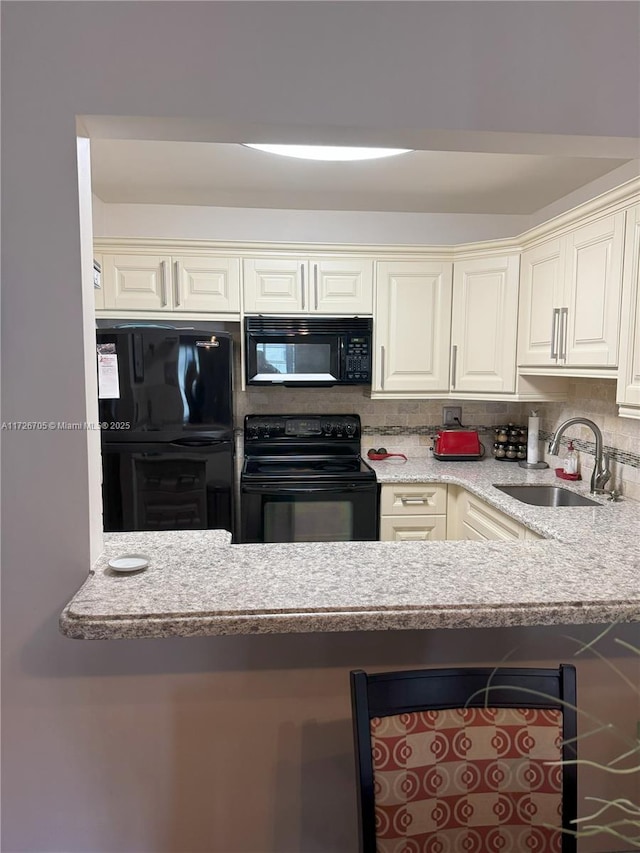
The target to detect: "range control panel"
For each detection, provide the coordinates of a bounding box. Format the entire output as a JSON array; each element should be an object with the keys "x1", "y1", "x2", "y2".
[{"x1": 244, "y1": 415, "x2": 361, "y2": 441}]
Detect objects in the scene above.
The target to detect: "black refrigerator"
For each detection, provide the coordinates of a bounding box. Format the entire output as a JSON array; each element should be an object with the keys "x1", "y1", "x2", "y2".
[{"x1": 97, "y1": 327, "x2": 234, "y2": 536}]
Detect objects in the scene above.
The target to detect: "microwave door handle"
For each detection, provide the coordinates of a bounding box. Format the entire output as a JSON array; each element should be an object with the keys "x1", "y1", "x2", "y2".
[{"x1": 300, "y1": 264, "x2": 305, "y2": 310}]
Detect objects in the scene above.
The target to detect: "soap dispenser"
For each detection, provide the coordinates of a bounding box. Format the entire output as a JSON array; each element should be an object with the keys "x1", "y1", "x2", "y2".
[{"x1": 563, "y1": 441, "x2": 579, "y2": 475}]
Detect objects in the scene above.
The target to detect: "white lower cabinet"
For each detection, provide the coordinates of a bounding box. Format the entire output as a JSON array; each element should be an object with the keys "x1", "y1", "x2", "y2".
[
  {"x1": 379, "y1": 483, "x2": 541, "y2": 543},
  {"x1": 447, "y1": 485, "x2": 536, "y2": 541},
  {"x1": 380, "y1": 515, "x2": 447, "y2": 542},
  {"x1": 379, "y1": 483, "x2": 448, "y2": 542}
]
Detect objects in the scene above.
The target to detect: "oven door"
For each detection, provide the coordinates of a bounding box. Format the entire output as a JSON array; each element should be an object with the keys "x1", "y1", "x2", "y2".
[{"x1": 240, "y1": 480, "x2": 378, "y2": 543}]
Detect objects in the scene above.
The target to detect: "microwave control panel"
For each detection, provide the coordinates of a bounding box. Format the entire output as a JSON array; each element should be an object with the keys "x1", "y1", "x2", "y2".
[{"x1": 343, "y1": 335, "x2": 371, "y2": 382}]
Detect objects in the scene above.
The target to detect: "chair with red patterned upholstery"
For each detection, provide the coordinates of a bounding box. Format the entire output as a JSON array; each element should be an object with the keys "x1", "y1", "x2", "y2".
[{"x1": 350, "y1": 666, "x2": 577, "y2": 853}]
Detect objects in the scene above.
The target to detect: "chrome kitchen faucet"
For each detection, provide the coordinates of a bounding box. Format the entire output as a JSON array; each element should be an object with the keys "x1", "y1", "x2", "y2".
[{"x1": 548, "y1": 418, "x2": 612, "y2": 495}]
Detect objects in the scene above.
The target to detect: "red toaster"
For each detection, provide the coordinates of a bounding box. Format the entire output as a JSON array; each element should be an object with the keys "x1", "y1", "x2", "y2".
[{"x1": 432, "y1": 429, "x2": 485, "y2": 461}]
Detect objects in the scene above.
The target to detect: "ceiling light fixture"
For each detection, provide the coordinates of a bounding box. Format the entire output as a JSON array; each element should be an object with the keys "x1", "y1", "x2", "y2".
[{"x1": 242, "y1": 144, "x2": 413, "y2": 162}]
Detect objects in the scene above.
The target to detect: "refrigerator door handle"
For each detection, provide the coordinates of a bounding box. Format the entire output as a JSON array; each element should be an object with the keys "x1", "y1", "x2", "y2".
[{"x1": 133, "y1": 333, "x2": 145, "y2": 382}]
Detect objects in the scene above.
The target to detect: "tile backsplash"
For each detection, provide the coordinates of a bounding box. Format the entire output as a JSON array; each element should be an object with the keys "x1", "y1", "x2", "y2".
[
  {"x1": 236, "y1": 377, "x2": 640, "y2": 502},
  {"x1": 537, "y1": 378, "x2": 640, "y2": 502}
]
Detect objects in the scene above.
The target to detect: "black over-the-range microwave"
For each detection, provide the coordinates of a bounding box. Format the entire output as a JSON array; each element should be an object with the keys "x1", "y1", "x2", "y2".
[{"x1": 245, "y1": 316, "x2": 373, "y2": 387}]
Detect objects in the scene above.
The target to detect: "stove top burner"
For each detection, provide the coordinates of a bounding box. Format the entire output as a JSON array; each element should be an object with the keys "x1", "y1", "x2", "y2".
[{"x1": 242, "y1": 414, "x2": 375, "y2": 483}]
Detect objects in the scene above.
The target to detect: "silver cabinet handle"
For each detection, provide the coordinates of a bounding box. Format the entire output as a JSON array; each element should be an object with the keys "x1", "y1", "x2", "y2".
[
  {"x1": 301, "y1": 264, "x2": 305, "y2": 310},
  {"x1": 451, "y1": 345, "x2": 458, "y2": 389},
  {"x1": 401, "y1": 497, "x2": 427, "y2": 505},
  {"x1": 174, "y1": 261, "x2": 180, "y2": 307},
  {"x1": 550, "y1": 308, "x2": 560, "y2": 360},
  {"x1": 560, "y1": 307, "x2": 569, "y2": 362},
  {"x1": 160, "y1": 261, "x2": 168, "y2": 307},
  {"x1": 314, "y1": 263, "x2": 319, "y2": 310},
  {"x1": 380, "y1": 345, "x2": 385, "y2": 390}
]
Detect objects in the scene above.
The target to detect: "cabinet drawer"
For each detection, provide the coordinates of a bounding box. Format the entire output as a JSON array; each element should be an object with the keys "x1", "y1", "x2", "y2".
[
  {"x1": 380, "y1": 483, "x2": 447, "y2": 515},
  {"x1": 380, "y1": 515, "x2": 447, "y2": 542}
]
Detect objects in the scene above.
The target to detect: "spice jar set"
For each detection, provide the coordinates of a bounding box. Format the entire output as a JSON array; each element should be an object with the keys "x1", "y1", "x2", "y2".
[{"x1": 492, "y1": 424, "x2": 528, "y2": 461}]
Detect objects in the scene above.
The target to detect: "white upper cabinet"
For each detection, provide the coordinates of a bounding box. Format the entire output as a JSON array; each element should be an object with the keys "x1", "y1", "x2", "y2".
[
  {"x1": 518, "y1": 238, "x2": 566, "y2": 366},
  {"x1": 242, "y1": 258, "x2": 304, "y2": 313},
  {"x1": 99, "y1": 252, "x2": 241, "y2": 315},
  {"x1": 374, "y1": 255, "x2": 518, "y2": 397},
  {"x1": 617, "y1": 205, "x2": 640, "y2": 415},
  {"x1": 518, "y1": 212, "x2": 625, "y2": 369},
  {"x1": 451, "y1": 254, "x2": 520, "y2": 394},
  {"x1": 243, "y1": 257, "x2": 373, "y2": 315},
  {"x1": 374, "y1": 261, "x2": 453, "y2": 393},
  {"x1": 102, "y1": 253, "x2": 171, "y2": 311},
  {"x1": 173, "y1": 256, "x2": 240, "y2": 313},
  {"x1": 313, "y1": 259, "x2": 373, "y2": 314},
  {"x1": 564, "y1": 214, "x2": 625, "y2": 366}
]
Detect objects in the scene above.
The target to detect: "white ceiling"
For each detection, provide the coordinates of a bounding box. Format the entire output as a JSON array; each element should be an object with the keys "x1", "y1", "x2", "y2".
[{"x1": 90, "y1": 139, "x2": 630, "y2": 216}]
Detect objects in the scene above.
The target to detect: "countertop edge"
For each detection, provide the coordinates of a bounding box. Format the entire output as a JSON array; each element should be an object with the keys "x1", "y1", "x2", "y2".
[{"x1": 59, "y1": 601, "x2": 640, "y2": 640}]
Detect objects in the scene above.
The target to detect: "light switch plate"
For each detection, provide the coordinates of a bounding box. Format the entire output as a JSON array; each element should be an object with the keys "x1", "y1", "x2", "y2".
[{"x1": 443, "y1": 406, "x2": 462, "y2": 426}]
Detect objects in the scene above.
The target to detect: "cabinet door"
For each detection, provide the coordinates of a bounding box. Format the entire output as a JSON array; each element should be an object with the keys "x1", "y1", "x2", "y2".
[
  {"x1": 174, "y1": 256, "x2": 240, "y2": 313},
  {"x1": 517, "y1": 238, "x2": 566, "y2": 366},
  {"x1": 452, "y1": 254, "x2": 520, "y2": 393},
  {"x1": 375, "y1": 261, "x2": 452, "y2": 393},
  {"x1": 617, "y1": 206, "x2": 640, "y2": 409},
  {"x1": 243, "y1": 258, "x2": 306, "y2": 313},
  {"x1": 102, "y1": 254, "x2": 171, "y2": 311},
  {"x1": 310, "y1": 259, "x2": 373, "y2": 314},
  {"x1": 563, "y1": 212, "x2": 625, "y2": 366},
  {"x1": 458, "y1": 491, "x2": 526, "y2": 541},
  {"x1": 380, "y1": 516, "x2": 447, "y2": 542}
]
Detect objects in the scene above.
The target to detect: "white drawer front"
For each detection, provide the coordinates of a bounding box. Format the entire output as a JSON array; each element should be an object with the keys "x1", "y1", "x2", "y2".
[
  {"x1": 380, "y1": 483, "x2": 447, "y2": 516},
  {"x1": 380, "y1": 515, "x2": 447, "y2": 542}
]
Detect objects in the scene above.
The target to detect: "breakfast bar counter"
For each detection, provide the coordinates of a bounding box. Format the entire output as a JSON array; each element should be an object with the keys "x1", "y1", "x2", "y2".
[{"x1": 59, "y1": 457, "x2": 640, "y2": 639}]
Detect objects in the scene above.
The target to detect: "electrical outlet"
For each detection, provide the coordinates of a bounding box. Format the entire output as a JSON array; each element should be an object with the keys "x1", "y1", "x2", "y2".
[{"x1": 443, "y1": 406, "x2": 462, "y2": 426}]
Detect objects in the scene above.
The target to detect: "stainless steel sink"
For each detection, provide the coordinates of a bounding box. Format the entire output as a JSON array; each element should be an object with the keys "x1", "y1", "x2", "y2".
[{"x1": 493, "y1": 484, "x2": 601, "y2": 507}]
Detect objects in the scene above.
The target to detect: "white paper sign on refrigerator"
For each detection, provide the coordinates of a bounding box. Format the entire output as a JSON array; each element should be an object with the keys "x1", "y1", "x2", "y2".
[{"x1": 97, "y1": 350, "x2": 120, "y2": 399}]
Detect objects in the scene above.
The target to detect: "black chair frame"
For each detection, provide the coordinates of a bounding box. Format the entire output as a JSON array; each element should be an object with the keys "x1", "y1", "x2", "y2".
[{"x1": 350, "y1": 665, "x2": 577, "y2": 853}]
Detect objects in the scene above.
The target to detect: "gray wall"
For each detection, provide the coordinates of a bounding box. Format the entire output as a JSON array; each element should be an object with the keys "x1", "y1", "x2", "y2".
[{"x1": 3, "y1": 3, "x2": 639, "y2": 851}]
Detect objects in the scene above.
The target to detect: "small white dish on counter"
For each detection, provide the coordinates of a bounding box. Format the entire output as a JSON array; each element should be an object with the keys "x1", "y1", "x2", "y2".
[{"x1": 108, "y1": 554, "x2": 149, "y2": 573}]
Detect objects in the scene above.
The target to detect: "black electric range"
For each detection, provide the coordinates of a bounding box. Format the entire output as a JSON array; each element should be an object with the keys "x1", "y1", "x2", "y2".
[{"x1": 240, "y1": 414, "x2": 378, "y2": 544}]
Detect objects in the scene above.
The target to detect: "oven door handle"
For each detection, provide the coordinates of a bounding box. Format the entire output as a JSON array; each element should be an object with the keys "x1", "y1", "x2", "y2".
[{"x1": 242, "y1": 483, "x2": 374, "y2": 494}]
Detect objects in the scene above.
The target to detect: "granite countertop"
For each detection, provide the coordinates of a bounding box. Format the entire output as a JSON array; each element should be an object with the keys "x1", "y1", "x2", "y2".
[{"x1": 59, "y1": 457, "x2": 640, "y2": 640}]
